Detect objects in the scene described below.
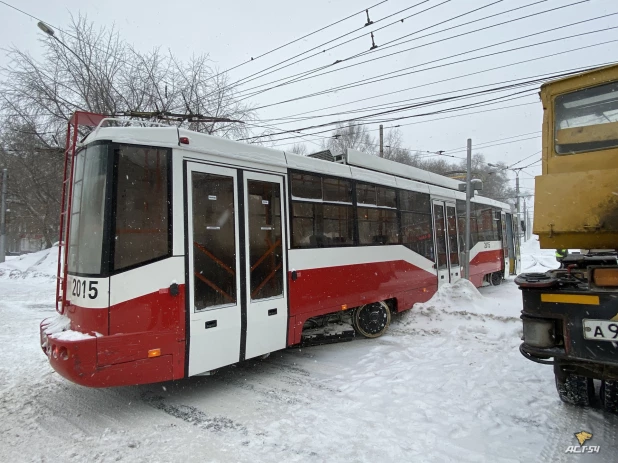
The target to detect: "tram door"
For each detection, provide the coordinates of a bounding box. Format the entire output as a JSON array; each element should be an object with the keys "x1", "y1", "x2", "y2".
[
  {"x1": 242, "y1": 172, "x2": 287, "y2": 360},
  {"x1": 186, "y1": 163, "x2": 287, "y2": 376},
  {"x1": 432, "y1": 200, "x2": 461, "y2": 287},
  {"x1": 505, "y1": 213, "x2": 516, "y2": 275},
  {"x1": 500, "y1": 211, "x2": 509, "y2": 278}
]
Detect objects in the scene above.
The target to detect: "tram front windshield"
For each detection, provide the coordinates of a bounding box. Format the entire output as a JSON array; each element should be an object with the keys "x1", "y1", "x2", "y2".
[{"x1": 67, "y1": 143, "x2": 109, "y2": 275}]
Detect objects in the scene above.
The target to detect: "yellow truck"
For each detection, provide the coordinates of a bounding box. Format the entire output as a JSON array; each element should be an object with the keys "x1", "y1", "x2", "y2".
[{"x1": 516, "y1": 64, "x2": 618, "y2": 412}]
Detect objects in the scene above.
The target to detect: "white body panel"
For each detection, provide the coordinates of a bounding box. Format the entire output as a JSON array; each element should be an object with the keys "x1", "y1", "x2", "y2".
[
  {"x1": 66, "y1": 275, "x2": 109, "y2": 309},
  {"x1": 288, "y1": 245, "x2": 435, "y2": 274},
  {"x1": 109, "y1": 257, "x2": 184, "y2": 306},
  {"x1": 469, "y1": 240, "x2": 503, "y2": 262}
]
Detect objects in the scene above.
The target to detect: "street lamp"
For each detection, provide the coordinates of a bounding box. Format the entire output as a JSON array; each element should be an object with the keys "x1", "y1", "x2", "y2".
[
  {"x1": 37, "y1": 22, "x2": 55, "y2": 36},
  {"x1": 37, "y1": 22, "x2": 94, "y2": 80}
]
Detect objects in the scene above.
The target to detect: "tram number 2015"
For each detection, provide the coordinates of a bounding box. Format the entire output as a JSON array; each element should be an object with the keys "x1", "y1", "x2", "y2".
[{"x1": 71, "y1": 278, "x2": 98, "y2": 300}]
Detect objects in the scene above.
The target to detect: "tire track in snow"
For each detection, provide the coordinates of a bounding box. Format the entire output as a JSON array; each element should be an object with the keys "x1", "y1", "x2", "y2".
[{"x1": 539, "y1": 402, "x2": 618, "y2": 462}]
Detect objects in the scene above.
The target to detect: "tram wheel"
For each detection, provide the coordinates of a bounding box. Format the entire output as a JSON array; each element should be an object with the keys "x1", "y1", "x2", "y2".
[
  {"x1": 555, "y1": 373, "x2": 594, "y2": 407},
  {"x1": 490, "y1": 272, "x2": 502, "y2": 286},
  {"x1": 601, "y1": 380, "x2": 618, "y2": 413},
  {"x1": 353, "y1": 301, "x2": 391, "y2": 338}
]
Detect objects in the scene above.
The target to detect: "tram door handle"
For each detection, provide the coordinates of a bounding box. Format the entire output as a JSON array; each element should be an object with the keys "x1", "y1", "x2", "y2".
[{"x1": 291, "y1": 270, "x2": 298, "y2": 281}]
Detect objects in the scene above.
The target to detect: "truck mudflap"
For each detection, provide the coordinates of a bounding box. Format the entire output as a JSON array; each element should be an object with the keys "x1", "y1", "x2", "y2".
[{"x1": 518, "y1": 285, "x2": 618, "y2": 371}]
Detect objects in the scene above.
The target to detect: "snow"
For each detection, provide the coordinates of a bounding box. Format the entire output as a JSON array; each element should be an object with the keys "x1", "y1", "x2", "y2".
[
  {"x1": 50, "y1": 329, "x2": 95, "y2": 342},
  {"x1": 0, "y1": 245, "x2": 58, "y2": 279},
  {"x1": 41, "y1": 314, "x2": 71, "y2": 335},
  {"x1": 0, "y1": 238, "x2": 616, "y2": 462}
]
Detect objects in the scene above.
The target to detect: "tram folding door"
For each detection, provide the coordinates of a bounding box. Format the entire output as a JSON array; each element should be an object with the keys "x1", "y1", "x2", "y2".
[
  {"x1": 186, "y1": 162, "x2": 288, "y2": 376},
  {"x1": 432, "y1": 200, "x2": 461, "y2": 287},
  {"x1": 501, "y1": 211, "x2": 509, "y2": 279}
]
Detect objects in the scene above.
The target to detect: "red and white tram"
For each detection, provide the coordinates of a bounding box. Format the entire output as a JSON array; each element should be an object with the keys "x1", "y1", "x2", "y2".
[{"x1": 40, "y1": 112, "x2": 518, "y2": 387}]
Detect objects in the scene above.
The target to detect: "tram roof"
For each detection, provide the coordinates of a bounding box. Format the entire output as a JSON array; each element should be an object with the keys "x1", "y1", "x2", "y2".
[{"x1": 85, "y1": 123, "x2": 511, "y2": 211}]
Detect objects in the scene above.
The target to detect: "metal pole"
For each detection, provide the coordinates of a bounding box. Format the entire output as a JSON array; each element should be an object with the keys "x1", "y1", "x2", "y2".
[
  {"x1": 464, "y1": 139, "x2": 472, "y2": 280},
  {"x1": 523, "y1": 197, "x2": 527, "y2": 242},
  {"x1": 379, "y1": 124, "x2": 384, "y2": 157},
  {"x1": 515, "y1": 170, "x2": 521, "y2": 256},
  {"x1": 0, "y1": 169, "x2": 7, "y2": 263}
]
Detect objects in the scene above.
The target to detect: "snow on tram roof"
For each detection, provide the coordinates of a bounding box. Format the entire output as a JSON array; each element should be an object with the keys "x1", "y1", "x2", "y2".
[{"x1": 86, "y1": 124, "x2": 511, "y2": 211}]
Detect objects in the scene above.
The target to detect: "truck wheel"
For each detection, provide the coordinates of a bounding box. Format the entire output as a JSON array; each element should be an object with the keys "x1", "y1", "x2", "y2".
[
  {"x1": 601, "y1": 380, "x2": 618, "y2": 413},
  {"x1": 490, "y1": 272, "x2": 502, "y2": 286},
  {"x1": 555, "y1": 373, "x2": 594, "y2": 406},
  {"x1": 353, "y1": 301, "x2": 391, "y2": 338}
]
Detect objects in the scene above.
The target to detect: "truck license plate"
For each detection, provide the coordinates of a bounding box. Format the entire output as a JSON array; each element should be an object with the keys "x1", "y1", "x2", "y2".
[{"x1": 583, "y1": 319, "x2": 618, "y2": 341}]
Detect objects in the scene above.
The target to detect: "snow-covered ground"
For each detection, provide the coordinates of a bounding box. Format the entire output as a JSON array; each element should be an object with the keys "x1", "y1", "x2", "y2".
[{"x1": 0, "y1": 239, "x2": 616, "y2": 462}]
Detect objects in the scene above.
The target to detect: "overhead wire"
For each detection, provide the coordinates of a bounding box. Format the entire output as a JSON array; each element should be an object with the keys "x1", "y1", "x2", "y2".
[
  {"x1": 247, "y1": 24, "x2": 618, "y2": 112},
  {"x1": 218, "y1": 0, "x2": 446, "y2": 91},
  {"x1": 244, "y1": 89, "x2": 541, "y2": 143},
  {"x1": 237, "y1": 0, "x2": 588, "y2": 99},
  {"x1": 213, "y1": 0, "x2": 389, "y2": 78},
  {"x1": 258, "y1": 53, "x2": 611, "y2": 126},
  {"x1": 255, "y1": 62, "x2": 605, "y2": 126},
  {"x1": 267, "y1": 101, "x2": 539, "y2": 148},
  {"x1": 239, "y1": 58, "x2": 611, "y2": 142},
  {"x1": 508, "y1": 150, "x2": 542, "y2": 168}
]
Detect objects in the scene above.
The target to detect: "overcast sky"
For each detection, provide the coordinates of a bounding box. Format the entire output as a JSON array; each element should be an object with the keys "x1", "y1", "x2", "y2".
[{"x1": 1, "y1": 0, "x2": 616, "y2": 201}]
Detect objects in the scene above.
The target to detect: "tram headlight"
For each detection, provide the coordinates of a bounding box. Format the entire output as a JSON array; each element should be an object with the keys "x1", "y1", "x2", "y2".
[{"x1": 522, "y1": 318, "x2": 555, "y2": 348}]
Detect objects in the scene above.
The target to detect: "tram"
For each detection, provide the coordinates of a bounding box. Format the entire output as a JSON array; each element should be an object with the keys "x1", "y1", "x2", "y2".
[{"x1": 40, "y1": 112, "x2": 517, "y2": 387}]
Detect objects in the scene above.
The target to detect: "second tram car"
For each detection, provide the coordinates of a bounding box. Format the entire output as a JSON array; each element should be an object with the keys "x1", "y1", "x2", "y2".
[{"x1": 41, "y1": 112, "x2": 518, "y2": 387}]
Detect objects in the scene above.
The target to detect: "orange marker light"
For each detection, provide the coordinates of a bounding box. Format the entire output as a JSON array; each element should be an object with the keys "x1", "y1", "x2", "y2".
[
  {"x1": 341, "y1": 304, "x2": 348, "y2": 310},
  {"x1": 148, "y1": 348, "x2": 161, "y2": 358}
]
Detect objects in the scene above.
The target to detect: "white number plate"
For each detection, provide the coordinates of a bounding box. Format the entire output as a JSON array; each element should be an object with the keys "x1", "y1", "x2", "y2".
[{"x1": 583, "y1": 319, "x2": 618, "y2": 341}]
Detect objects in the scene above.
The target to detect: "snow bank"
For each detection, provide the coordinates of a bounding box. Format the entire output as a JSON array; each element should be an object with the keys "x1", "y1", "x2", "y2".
[
  {"x1": 0, "y1": 245, "x2": 58, "y2": 280},
  {"x1": 520, "y1": 237, "x2": 560, "y2": 272},
  {"x1": 395, "y1": 278, "x2": 522, "y2": 342}
]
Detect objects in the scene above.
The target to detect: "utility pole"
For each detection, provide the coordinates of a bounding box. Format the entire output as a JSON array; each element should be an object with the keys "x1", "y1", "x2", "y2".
[
  {"x1": 0, "y1": 169, "x2": 7, "y2": 263},
  {"x1": 523, "y1": 197, "x2": 527, "y2": 242},
  {"x1": 513, "y1": 169, "x2": 521, "y2": 243},
  {"x1": 464, "y1": 139, "x2": 472, "y2": 280},
  {"x1": 379, "y1": 124, "x2": 384, "y2": 157}
]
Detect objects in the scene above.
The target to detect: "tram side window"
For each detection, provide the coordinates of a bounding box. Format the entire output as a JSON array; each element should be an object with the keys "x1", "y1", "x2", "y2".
[
  {"x1": 114, "y1": 145, "x2": 170, "y2": 271},
  {"x1": 291, "y1": 173, "x2": 322, "y2": 199},
  {"x1": 291, "y1": 172, "x2": 353, "y2": 248},
  {"x1": 457, "y1": 200, "x2": 482, "y2": 249},
  {"x1": 456, "y1": 200, "x2": 467, "y2": 251},
  {"x1": 494, "y1": 210, "x2": 503, "y2": 241},
  {"x1": 358, "y1": 207, "x2": 398, "y2": 245},
  {"x1": 475, "y1": 206, "x2": 494, "y2": 243},
  {"x1": 400, "y1": 190, "x2": 433, "y2": 260},
  {"x1": 357, "y1": 182, "x2": 398, "y2": 245}
]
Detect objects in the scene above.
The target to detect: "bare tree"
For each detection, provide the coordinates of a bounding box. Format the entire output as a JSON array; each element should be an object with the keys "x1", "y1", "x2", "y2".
[
  {"x1": 288, "y1": 143, "x2": 308, "y2": 155},
  {"x1": 381, "y1": 129, "x2": 412, "y2": 164},
  {"x1": 0, "y1": 121, "x2": 64, "y2": 247},
  {"x1": 0, "y1": 15, "x2": 255, "y2": 249},
  {"x1": 410, "y1": 152, "x2": 518, "y2": 205},
  {"x1": 322, "y1": 122, "x2": 377, "y2": 155}
]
